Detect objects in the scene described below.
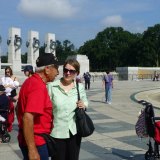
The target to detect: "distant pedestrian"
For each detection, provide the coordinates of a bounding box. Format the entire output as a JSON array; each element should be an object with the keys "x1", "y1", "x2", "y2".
[
  {"x1": 76, "y1": 74, "x2": 82, "y2": 83},
  {"x1": 23, "y1": 65, "x2": 34, "y2": 77},
  {"x1": 0, "y1": 66, "x2": 19, "y2": 102},
  {"x1": 83, "y1": 72, "x2": 91, "y2": 90},
  {"x1": 153, "y1": 71, "x2": 159, "y2": 81},
  {"x1": 102, "y1": 70, "x2": 113, "y2": 104}
]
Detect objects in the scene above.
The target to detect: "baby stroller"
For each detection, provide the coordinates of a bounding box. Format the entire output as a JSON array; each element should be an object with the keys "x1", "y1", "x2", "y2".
[
  {"x1": 0, "y1": 84, "x2": 14, "y2": 143},
  {"x1": 0, "y1": 108, "x2": 11, "y2": 143},
  {"x1": 136, "y1": 100, "x2": 160, "y2": 160}
]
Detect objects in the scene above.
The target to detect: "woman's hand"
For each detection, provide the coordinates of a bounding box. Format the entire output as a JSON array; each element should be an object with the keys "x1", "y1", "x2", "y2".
[
  {"x1": 76, "y1": 100, "x2": 85, "y2": 109},
  {"x1": 4, "y1": 84, "x2": 14, "y2": 88}
]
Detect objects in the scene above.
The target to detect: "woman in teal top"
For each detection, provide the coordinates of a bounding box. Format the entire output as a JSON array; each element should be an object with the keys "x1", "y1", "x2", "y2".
[{"x1": 47, "y1": 59, "x2": 88, "y2": 160}]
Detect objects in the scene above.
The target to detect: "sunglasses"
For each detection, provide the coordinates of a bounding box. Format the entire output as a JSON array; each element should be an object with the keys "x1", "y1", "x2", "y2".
[
  {"x1": 63, "y1": 68, "x2": 76, "y2": 74},
  {"x1": 5, "y1": 71, "x2": 10, "y2": 74}
]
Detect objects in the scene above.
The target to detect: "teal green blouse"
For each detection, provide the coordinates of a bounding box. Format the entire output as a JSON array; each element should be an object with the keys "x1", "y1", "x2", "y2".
[{"x1": 47, "y1": 79, "x2": 88, "y2": 138}]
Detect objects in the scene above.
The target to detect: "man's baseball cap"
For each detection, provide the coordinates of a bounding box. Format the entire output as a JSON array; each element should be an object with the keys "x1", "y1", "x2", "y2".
[
  {"x1": 36, "y1": 53, "x2": 58, "y2": 67},
  {"x1": 23, "y1": 65, "x2": 33, "y2": 72}
]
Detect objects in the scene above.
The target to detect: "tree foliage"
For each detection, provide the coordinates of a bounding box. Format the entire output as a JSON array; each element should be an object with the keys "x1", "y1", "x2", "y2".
[
  {"x1": 21, "y1": 52, "x2": 27, "y2": 63},
  {"x1": 78, "y1": 24, "x2": 160, "y2": 71},
  {"x1": 1, "y1": 55, "x2": 7, "y2": 63},
  {"x1": 79, "y1": 27, "x2": 141, "y2": 71},
  {"x1": 56, "y1": 40, "x2": 77, "y2": 64}
]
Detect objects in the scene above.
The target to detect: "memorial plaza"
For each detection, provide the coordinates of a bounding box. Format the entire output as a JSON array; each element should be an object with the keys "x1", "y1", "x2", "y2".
[
  {"x1": 0, "y1": 77, "x2": 160, "y2": 160},
  {"x1": 0, "y1": 27, "x2": 160, "y2": 159}
]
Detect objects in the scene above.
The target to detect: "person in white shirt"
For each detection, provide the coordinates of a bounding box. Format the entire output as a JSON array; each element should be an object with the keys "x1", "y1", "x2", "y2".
[{"x1": 0, "y1": 66, "x2": 19, "y2": 101}]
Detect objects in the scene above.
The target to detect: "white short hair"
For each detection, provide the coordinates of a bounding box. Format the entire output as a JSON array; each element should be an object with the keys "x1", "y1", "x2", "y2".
[
  {"x1": 35, "y1": 66, "x2": 46, "y2": 72},
  {"x1": 35, "y1": 64, "x2": 54, "y2": 72}
]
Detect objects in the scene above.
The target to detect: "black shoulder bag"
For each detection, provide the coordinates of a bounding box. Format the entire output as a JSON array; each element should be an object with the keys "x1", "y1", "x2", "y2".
[
  {"x1": 35, "y1": 133, "x2": 57, "y2": 157},
  {"x1": 75, "y1": 82, "x2": 95, "y2": 137}
]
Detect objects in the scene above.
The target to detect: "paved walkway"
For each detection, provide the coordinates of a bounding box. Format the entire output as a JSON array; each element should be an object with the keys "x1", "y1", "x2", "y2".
[{"x1": 1, "y1": 80, "x2": 160, "y2": 160}]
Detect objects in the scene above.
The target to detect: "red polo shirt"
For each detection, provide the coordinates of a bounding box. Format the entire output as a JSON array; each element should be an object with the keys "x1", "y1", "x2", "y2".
[{"x1": 17, "y1": 73, "x2": 53, "y2": 146}]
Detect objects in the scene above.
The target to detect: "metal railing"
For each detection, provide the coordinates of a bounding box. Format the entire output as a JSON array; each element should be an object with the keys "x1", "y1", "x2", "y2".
[{"x1": 89, "y1": 74, "x2": 156, "y2": 81}]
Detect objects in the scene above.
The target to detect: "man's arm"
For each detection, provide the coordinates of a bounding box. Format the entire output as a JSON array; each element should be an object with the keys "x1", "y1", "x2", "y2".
[
  {"x1": 111, "y1": 76, "x2": 114, "y2": 88},
  {"x1": 102, "y1": 76, "x2": 106, "y2": 88},
  {"x1": 23, "y1": 112, "x2": 40, "y2": 160}
]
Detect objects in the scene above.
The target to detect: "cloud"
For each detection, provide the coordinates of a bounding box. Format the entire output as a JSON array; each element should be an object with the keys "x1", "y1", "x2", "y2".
[
  {"x1": 17, "y1": 0, "x2": 78, "y2": 19},
  {"x1": 102, "y1": 15, "x2": 123, "y2": 27}
]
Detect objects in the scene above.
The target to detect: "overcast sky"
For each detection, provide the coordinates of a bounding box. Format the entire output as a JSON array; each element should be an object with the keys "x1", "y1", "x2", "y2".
[{"x1": 0, "y1": 0, "x2": 160, "y2": 54}]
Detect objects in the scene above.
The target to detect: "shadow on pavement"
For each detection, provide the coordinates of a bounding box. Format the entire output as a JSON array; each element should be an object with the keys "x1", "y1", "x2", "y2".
[{"x1": 112, "y1": 148, "x2": 145, "y2": 160}]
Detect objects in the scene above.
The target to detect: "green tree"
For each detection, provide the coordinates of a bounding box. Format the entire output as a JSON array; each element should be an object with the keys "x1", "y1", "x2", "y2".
[
  {"x1": 39, "y1": 46, "x2": 45, "y2": 56},
  {"x1": 79, "y1": 27, "x2": 138, "y2": 71},
  {"x1": 21, "y1": 52, "x2": 27, "y2": 63},
  {"x1": 142, "y1": 24, "x2": 160, "y2": 66},
  {"x1": 56, "y1": 40, "x2": 77, "y2": 64},
  {"x1": 1, "y1": 55, "x2": 8, "y2": 63}
]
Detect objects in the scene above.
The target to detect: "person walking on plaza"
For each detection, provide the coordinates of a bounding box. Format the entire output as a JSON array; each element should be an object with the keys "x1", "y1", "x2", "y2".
[
  {"x1": 16, "y1": 53, "x2": 59, "y2": 160},
  {"x1": 102, "y1": 70, "x2": 113, "y2": 104},
  {"x1": 47, "y1": 59, "x2": 88, "y2": 160},
  {"x1": 83, "y1": 72, "x2": 91, "y2": 90},
  {"x1": 0, "y1": 66, "x2": 19, "y2": 101},
  {"x1": 23, "y1": 65, "x2": 34, "y2": 77},
  {"x1": 153, "y1": 71, "x2": 159, "y2": 81},
  {"x1": 76, "y1": 74, "x2": 82, "y2": 83}
]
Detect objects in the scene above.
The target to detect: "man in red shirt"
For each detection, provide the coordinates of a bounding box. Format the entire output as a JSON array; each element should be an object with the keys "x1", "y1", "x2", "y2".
[{"x1": 17, "y1": 53, "x2": 59, "y2": 160}]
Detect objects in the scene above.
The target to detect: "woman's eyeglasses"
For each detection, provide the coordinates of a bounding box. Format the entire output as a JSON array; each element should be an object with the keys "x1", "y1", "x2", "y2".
[{"x1": 63, "y1": 68, "x2": 76, "y2": 75}]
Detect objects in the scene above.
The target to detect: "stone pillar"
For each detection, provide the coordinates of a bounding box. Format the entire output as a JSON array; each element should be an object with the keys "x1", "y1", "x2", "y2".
[
  {"x1": 7, "y1": 27, "x2": 22, "y2": 72},
  {"x1": 67, "y1": 54, "x2": 89, "y2": 76},
  {"x1": 26, "y1": 31, "x2": 40, "y2": 68},
  {"x1": 45, "y1": 33, "x2": 56, "y2": 57},
  {"x1": 45, "y1": 33, "x2": 56, "y2": 56}
]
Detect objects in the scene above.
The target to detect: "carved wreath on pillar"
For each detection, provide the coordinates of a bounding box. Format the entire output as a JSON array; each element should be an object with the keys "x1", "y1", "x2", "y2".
[
  {"x1": 50, "y1": 40, "x2": 56, "y2": 53},
  {"x1": 14, "y1": 35, "x2": 22, "y2": 52},
  {"x1": 33, "y1": 37, "x2": 40, "y2": 53},
  {"x1": 44, "y1": 39, "x2": 56, "y2": 53}
]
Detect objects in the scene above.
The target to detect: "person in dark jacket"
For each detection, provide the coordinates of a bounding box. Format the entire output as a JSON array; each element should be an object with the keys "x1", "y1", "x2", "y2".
[
  {"x1": 0, "y1": 85, "x2": 9, "y2": 120},
  {"x1": 83, "y1": 72, "x2": 91, "y2": 90}
]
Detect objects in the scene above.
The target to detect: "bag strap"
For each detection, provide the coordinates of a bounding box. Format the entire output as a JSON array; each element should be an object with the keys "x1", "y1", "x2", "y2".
[
  {"x1": 35, "y1": 133, "x2": 50, "y2": 139},
  {"x1": 76, "y1": 82, "x2": 87, "y2": 111},
  {"x1": 76, "y1": 81, "x2": 80, "y2": 101},
  {"x1": 35, "y1": 133, "x2": 45, "y2": 136}
]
